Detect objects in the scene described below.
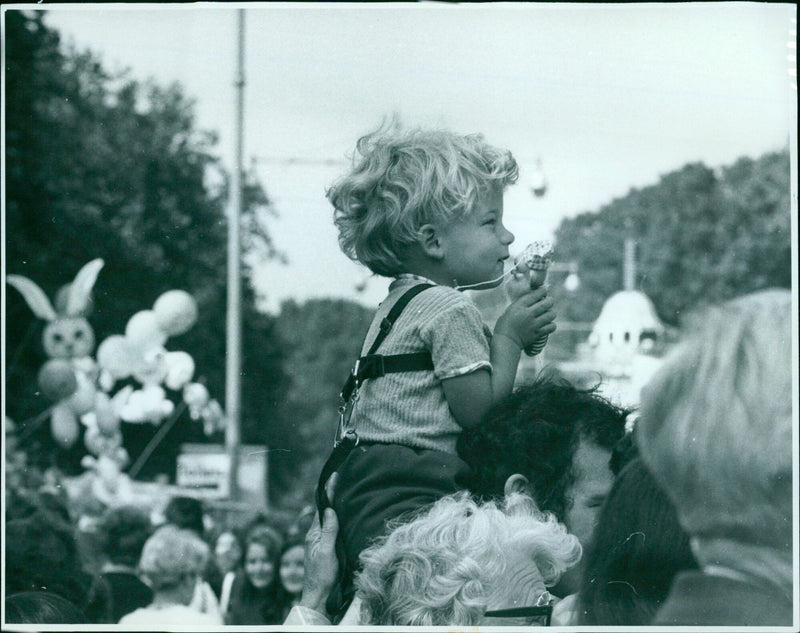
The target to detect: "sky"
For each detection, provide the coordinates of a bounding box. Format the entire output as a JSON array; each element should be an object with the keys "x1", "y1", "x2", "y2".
[{"x1": 23, "y1": 2, "x2": 798, "y2": 313}]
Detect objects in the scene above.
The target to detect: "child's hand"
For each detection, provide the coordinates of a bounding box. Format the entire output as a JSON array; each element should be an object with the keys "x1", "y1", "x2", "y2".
[
  {"x1": 505, "y1": 265, "x2": 548, "y2": 301},
  {"x1": 495, "y1": 286, "x2": 557, "y2": 350}
]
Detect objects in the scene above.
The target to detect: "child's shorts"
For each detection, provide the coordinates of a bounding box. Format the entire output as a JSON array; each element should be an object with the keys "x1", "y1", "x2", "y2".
[{"x1": 332, "y1": 442, "x2": 472, "y2": 579}]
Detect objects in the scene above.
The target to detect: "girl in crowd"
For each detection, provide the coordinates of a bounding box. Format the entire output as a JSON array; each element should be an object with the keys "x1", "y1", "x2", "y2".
[
  {"x1": 225, "y1": 527, "x2": 283, "y2": 624},
  {"x1": 275, "y1": 535, "x2": 305, "y2": 620},
  {"x1": 216, "y1": 528, "x2": 244, "y2": 616}
]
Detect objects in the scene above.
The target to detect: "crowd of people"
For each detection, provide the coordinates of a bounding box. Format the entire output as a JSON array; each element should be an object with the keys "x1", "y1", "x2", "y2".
[
  {"x1": 287, "y1": 288, "x2": 794, "y2": 628},
  {"x1": 4, "y1": 491, "x2": 307, "y2": 626},
  {"x1": 4, "y1": 120, "x2": 795, "y2": 630}
]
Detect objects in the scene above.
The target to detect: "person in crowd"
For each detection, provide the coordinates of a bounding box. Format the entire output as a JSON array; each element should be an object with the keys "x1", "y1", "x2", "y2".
[
  {"x1": 5, "y1": 496, "x2": 113, "y2": 623},
  {"x1": 215, "y1": 528, "x2": 244, "y2": 615},
  {"x1": 286, "y1": 490, "x2": 580, "y2": 626},
  {"x1": 225, "y1": 526, "x2": 284, "y2": 624},
  {"x1": 5, "y1": 591, "x2": 87, "y2": 624},
  {"x1": 276, "y1": 535, "x2": 306, "y2": 619},
  {"x1": 214, "y1": 528, "x2": 244, "y2": 577},
  {"x1": 163, "y1": 495, "x2": 223, "y2": 619},
  {"x1": 118, "y1": 524, "x2": 222, "y2": 626},
  {"x1": 96, "y1": 504, "x2": 154, "y2": 623},
  {"x1": 636, "y1": 289, "x2": 793, "y2": 626},
  {"x1": 321, "y1": 122, "x2": 556, "y2": 615},
  {"x1": 457, "y1": 375, "x2": 630, "y2": 597},
  {"x1": 557, "y1": 457, "x2": 698, "y2": 625}
]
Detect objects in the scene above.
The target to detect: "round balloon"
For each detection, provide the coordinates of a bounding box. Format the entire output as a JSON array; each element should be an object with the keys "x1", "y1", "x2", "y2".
[
  {"x1": 164, "y1": 351, "x2": 195, "y2": 390},
  {"x1": 38, "y1": 359, "x2": 78, "y2": 401},
  {"x1": 93, "y1": 391, "x2": 120, "y2": 435},
  {"x1": 51, "y1": 404, "x2": 80, "y2": 448},
  {"x1": 131, "y1": 346, "x2": 168, "y2": 386},
  {"x1": 125, "y1": 310, "x2": 168, "y2": 351},
  {"x1": 67, "y1": 371, "x2": 97, "y2": 416},
  {"x1": 96, "y1": 335, "x2": 136, "y2": 380},
  {"x1": 153, "y1": 290, "x2": 198, "y2": 337}
]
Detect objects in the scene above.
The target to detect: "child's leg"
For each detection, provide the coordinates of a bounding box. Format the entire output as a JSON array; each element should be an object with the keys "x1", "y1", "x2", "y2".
[{"x1": 329, "y1": 444, "x2": 471, "y2": 617}]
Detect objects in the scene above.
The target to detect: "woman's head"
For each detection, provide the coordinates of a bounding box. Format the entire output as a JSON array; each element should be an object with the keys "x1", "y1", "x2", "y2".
[
  {"x1": 138, "y1": 525, "x2": 208, "y2": 598},
  {"x1": 638, "y1": 289, "x2": 793, "y2": 551},
  {"x1": 278, "y1": 536, "x2": 305, "y2": 597},
  {"x1": 214, "y1": 529, "x2": 243, "y2": 575},
  {"x1": 328, "y1": 122, "x2": 519, "y2": 277},
  {"x1": 355, "y1": 491, "x2": 580, "y2": 626},
  {"x1": 577, "y1": 458, "x2": 698, "y2": 625},
  {"x1": 99, "y1": 505, "x2": 152, "y2": 568},
  {"x1": 243, "y1": 528, "x2": 282, "y2": 590}
]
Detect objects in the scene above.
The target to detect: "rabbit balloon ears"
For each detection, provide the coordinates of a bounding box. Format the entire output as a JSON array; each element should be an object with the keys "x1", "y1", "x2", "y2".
[{"x1": 7, "y1": 259, "x2": 104, "y2": 321}]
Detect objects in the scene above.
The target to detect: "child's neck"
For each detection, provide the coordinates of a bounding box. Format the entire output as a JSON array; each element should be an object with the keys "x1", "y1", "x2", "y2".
[
  {"x1": 401, "y1": 266, "x2": 456, "y2": 288},
  {"x1": 401, "y1": 253, "x2": 457, "y2": 288}
]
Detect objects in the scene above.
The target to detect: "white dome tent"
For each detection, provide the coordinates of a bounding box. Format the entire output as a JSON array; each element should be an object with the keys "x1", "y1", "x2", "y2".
[{"x1": 588, "y1": 290, "x2": 665, "y2": 363}]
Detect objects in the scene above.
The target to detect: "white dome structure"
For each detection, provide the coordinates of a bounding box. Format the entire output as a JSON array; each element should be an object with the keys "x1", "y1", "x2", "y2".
[{"x1": 589, "y1": 290, "x2": 665, "y2": 362}]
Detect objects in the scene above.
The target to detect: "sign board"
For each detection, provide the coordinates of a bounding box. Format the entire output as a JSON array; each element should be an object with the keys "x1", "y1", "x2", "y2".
[
  {"x1": 176, "y1": 444, "x2": 267, "y2": 506},
  {"x1": 176, "y1": 451, "x2": 231, "y2": 496}
]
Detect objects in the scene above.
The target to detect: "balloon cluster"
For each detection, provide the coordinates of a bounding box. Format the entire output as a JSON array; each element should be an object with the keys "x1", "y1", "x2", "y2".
[
  {"x1": 97, "y1": 289, "x2": 224, "y2": 435},
  {"x1": 7, "y1": 260, "x2": 226, "y2": 468}
]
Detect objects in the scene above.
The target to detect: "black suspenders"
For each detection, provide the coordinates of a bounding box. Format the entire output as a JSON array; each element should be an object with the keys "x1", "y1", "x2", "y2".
[{"x1": 315, "y1": 283, "x2": 433, "y2": 520}]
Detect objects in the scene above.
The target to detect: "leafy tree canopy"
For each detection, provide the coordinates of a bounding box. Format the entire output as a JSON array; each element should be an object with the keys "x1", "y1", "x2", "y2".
[
  {"x1": 551, "y1": 150, "x2": 791, "y2": 327},
  {"x1": 5, "y1": 10, "x2": 284, "y2": 477}
]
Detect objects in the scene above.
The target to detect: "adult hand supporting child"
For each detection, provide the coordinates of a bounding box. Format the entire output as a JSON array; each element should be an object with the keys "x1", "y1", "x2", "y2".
[{"x1": 301, "y1": 474, "x2": 340, "y2": 615}]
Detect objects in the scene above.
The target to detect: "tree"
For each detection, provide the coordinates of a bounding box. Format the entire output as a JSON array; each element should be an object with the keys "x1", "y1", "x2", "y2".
[
  {"x1": 551, "y1": 149, "x2": 791, "y2": 327},
  {"x1": 5, "y1": 10, "x2": 285, "y2": 477},
  {"x1": 267, "y1": 298, "x2": 374, "y2": 510}
]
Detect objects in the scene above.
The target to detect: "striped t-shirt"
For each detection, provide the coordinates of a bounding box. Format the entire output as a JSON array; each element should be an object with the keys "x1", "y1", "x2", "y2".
[{"x1": 352, "y1": 276, "x2": 492, "y2": 453}]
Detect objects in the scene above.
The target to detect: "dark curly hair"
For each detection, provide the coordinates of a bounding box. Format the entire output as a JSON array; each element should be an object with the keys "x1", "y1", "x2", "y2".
[{"x1": 457, "y1": 375, "x2": 630, "y2": 522}]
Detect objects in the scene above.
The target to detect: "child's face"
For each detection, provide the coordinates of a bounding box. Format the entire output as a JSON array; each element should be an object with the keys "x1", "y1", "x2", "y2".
[{"x1": 437, "y1": 186, "x2": 515, "y2": 288}]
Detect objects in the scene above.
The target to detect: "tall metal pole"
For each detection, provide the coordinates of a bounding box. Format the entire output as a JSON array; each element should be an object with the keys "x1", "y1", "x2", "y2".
[{"x1": 225, "y1": 9, "x2": 245, "y2": 501}]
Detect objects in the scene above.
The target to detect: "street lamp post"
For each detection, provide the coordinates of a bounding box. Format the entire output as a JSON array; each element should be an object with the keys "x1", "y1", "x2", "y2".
[{"x1": 225, "y1": 9, "x2": 245, "y2": 502}]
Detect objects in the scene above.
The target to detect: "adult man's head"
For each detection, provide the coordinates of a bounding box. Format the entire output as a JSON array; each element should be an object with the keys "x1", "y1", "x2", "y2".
[
  {"x1": 457, "y1": 375, "x2": 630, "y2": 593},
  {"x1": 637, "y1": 289, "x2": 793, "y2": 589}
]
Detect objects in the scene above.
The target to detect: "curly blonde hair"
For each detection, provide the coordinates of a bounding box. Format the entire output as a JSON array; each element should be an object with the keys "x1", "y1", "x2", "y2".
[
  {"x1": 138, "y1": 524, "x2": 208, "y2": 591},
  {"x1": 328, "y1": 123, "x2": 519, "y2": 277},
  {"x1": 354, "y1": 491, "x2": 581, "y2": 626}
]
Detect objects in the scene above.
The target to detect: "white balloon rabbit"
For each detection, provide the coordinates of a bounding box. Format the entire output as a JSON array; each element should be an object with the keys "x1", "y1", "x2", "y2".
[{"x1": 7, "y1": 259, "x2": 104, "y2": 447}]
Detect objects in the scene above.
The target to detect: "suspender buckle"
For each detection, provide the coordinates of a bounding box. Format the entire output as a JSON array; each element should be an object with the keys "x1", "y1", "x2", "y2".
[{"x1": 359, "y1": 354, "x2": 385, "y2": 379}]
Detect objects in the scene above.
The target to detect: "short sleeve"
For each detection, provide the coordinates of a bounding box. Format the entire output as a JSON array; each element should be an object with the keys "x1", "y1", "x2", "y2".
[{"x1": 418, "y1": 294, "x2": 491, "y2": 380}]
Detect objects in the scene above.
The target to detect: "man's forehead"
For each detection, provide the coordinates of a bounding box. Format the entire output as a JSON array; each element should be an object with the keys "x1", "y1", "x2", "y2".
[{"x1": 572, "y1": 438, "x2": 614, "y2": 484}]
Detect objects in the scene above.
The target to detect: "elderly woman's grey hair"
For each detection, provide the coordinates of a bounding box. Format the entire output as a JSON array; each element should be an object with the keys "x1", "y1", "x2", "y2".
[
  {"x1": 138, "y1": 524, "x2": 209, "y2": 592},
  {"x1": 354, "y1": 490, "x2": 581, "y2": 626},
  {"x1": 637, "y1": 289, "x2": 793, "y2": 556}
]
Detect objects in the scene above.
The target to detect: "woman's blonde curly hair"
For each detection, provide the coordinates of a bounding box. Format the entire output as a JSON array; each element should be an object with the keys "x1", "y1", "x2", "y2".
[
  {"x1": 328, "y1": 123, "x2": 519, "y2": 277},
  {"x1": 354, "y1": 491, "x2": 581, "y2": 626}
]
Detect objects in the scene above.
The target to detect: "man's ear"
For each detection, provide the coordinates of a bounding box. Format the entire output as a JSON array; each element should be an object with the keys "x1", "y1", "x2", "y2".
[
  {"x1": 417, "y1": 224, "x2": 444, "y2": 259},
  {"x1": 504, "y1": 473, "x2": 533, "y2": 498}
]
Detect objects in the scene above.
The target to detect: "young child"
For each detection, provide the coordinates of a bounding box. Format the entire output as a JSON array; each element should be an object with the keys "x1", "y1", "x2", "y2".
[{"x1": 321, "y1": 123, "x2": 556, "y2": 615}]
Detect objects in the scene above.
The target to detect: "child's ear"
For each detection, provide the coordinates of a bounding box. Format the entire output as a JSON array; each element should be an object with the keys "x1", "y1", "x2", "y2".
[{"x1": 417, "y1": 224, "x2": 444, "y2": 259}]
